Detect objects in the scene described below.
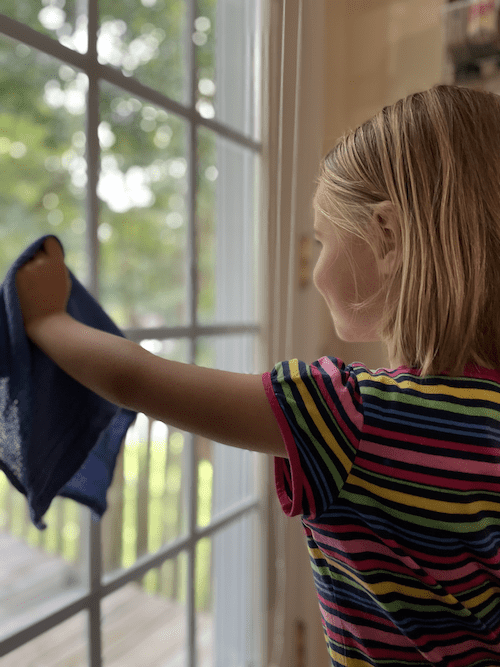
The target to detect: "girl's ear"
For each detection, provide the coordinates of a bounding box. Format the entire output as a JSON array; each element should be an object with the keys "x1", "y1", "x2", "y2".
[{"x1": 371, "y1": 201, "x2": 400, "y2": 276}]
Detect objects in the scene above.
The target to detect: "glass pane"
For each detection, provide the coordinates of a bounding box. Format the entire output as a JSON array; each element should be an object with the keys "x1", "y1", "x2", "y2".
[
  {"x1": 196, "y1": 438, "x2": 213, "y2": 530},
  {"x1": 98, "y1": 80, "x2": 190, "y2": 330},
  {"x1": 98, "y1": 0, "x2": 189, "y2": 106},
  {"x1": 195, "y1": 334, "x2": 259, "y2": 528},
  {"x1": 2, "y1": 0, "x2": 88, "y2": 55},
  {"x1": 195, "y1": 514, "x2": 259, "y2": 667},
  {"x1": 196, "y1": 126, "x2": 260, "y2": 325},
  {"x1": 102, "y1": 337, "x2": 191, "y2": 577},
  {"x1": 0, "y1": 607, "x2": 88, "y2": 666},
  {"x1": 0, "y1": 32, "x2": 88, "y2": 283},
  {"x1": 0, "y1": 496, "x2": 87, "y2": 643},
  {"x1": 195, "y1": 0, "x2": 262, "y2": 141},
  {"x1": 102, "y1": 553, "x2": 190, "y2": 667},
  {"x1": 0, "y1": 34, "x2": 90, "y2": 636}
]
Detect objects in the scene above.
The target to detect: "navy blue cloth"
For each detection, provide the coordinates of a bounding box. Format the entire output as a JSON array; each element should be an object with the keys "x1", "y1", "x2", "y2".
[{"x1": 1, "y1": 234, "x2": 138, "y2": 530}]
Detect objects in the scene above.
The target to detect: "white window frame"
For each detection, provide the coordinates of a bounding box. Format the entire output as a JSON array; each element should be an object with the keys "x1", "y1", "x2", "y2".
[{"x1": 0, "y1": 0, "x2": 292, "y2": 665}]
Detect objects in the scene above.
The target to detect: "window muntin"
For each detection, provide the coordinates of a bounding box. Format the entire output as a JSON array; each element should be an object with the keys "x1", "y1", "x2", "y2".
[{"x1": 0, "y1": 1, "x2": 264, "y2": 665}]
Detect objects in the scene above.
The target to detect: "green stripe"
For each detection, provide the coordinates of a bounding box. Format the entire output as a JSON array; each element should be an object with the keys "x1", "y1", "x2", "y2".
[
  {"x1": 475, "y1": 596, "x2": 500, "y2": 619},
  {"x1": 351, "y1": 464, "x2": 500, "y2": 501},
  {"x1": 362, "y1": 385, "x2": 500, "y2": 420},
  {"x1": 311, "y1": 561, "x2": 472, "y2": 617},
  {"x1": 327, "y1": 637, "x2": 428, "y2": 666},
  {"x1": 342, "y1": 490, "x2": 500, "y2": 532}
]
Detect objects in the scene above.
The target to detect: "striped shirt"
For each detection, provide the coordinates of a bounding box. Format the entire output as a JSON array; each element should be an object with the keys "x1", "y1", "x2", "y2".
[{"x1": 261, "y1": 357, "x2": 500, "y2": 666}]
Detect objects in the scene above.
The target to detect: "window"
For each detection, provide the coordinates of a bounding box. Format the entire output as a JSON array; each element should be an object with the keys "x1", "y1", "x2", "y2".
[{"x1": 0, "y1": 0, "x2": 268, "y2": 665}]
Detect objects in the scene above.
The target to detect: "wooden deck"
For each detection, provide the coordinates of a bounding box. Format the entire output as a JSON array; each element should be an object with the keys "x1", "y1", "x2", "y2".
[{"x1": 0, "y1": 531, "x2": 213, "y2": 666}]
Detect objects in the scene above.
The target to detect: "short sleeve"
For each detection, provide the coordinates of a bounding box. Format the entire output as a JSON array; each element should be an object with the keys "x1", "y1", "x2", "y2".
[{"x1": 261, "y1": 356, "x2": 364, "y2": 519}]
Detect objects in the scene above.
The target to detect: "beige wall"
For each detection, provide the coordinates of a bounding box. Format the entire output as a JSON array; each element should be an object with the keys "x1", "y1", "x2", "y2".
[
  {"x1": 318, "y1": 0, "x2": 445, "y2": 372},
  {"x1": 275, "y1": 2, "x2": 447, "y2": 666}
]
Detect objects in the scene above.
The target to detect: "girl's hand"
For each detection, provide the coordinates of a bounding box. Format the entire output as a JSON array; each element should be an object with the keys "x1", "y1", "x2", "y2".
[{"x1": 15, "y1": 237, "x2": 72, "y2": 336}]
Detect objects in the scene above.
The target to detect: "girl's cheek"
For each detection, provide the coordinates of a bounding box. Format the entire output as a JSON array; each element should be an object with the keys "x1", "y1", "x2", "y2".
[{"x1": 312, "y1": 258, "x2": 323, "y2": 293}]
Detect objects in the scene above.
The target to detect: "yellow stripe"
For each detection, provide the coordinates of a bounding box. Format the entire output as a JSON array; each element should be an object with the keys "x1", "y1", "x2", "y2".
[
  {"x1": 463, "y1": 586, "x2": 500, "y2": 610},
  {"x1": 289, "y1": 359, "x2": 352, "y2": 471},
  {"x1": 357, "y1": 371, "x2": 500, "y2": 405},
  {"x1": 328, "y1": 650, "x2": 373, "y2": 667},
  {"x1": 310, "y1": 547, "x2": 459, "y2": 605},
  {"x1": 348, "y1": 475, "x2": 500, "y2": 515}
]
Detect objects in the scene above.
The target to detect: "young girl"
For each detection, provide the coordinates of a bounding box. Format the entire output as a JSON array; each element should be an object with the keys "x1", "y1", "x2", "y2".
[{"x1": 16, "y1": 83, "x2": 500, "y2": 666}]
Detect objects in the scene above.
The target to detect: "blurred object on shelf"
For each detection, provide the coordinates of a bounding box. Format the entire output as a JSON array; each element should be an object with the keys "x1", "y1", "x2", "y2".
[{"x1": 442, "y1": 0, "x2": 500, "y2": 82}]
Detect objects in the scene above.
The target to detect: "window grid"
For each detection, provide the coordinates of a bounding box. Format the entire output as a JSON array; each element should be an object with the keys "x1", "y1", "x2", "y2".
[{"x1": 0, "y1": 1, "x2": 265, "y2": 665}]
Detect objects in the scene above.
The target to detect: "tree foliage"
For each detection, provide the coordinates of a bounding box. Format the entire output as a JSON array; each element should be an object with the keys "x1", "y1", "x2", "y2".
[{"x1": 0, "y1": 0, "x2": 220, "y2": 333}]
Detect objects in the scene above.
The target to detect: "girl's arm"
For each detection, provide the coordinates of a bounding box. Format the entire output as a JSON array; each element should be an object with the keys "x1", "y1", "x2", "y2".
[{"x1": 27, "y1": 313, "x2": 288, "y2": 458}]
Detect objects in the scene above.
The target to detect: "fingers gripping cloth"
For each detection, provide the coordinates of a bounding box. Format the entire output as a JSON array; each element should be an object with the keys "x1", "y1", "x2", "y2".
[{"x1": 1, "y1": 234, "x2": 138, "y2": 530}]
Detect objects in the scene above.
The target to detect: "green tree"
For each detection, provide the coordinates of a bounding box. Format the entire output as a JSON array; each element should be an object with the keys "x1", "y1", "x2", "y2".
[{"x1": 0, "y1": 0, "x2": 220, "y2": 331}]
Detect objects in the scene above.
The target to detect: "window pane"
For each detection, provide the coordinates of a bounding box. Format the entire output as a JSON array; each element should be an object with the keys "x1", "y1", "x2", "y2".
[
  {"x1": 0, "y1": 32, "x2": 88, "y2": 281},
  {"x1": 98, "y1": 80, "x2": 190, "y2": 330},
  {"x1": 196, "y1": 126, "x2": 260, "y2": 325},
  {"x1": 195, "y1": 334, "x2": 259, "y2": 529},
  {"x1": 0, "y1": 516, "x2": 87, "y2": 647},
  {"x1": 102, "y1": 338, "x2": 190, "y2": 576},
  {"x1": 0, "y1": 606, "x2": 88, "y2": 666},
  {"x1": 196, "y1": 514, "x2": 259, "y2": 667},
  {"x1": 1, "y1": 0, "x2": 88, "y2": 55},
  {"x1": 102, "y1": 553, "x2": 189, "y2": 667},
  {"x1": 195, "y1": 0, "x2": 262, "y2": 141},
  {"x1": 97, "y1": 0, "x2": 189, "y2": 106}
]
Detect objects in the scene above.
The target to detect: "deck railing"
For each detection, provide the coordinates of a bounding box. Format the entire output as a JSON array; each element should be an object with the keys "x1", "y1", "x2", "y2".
[{"x1": 0, "y1": 412, "x2": 214, "y2": 619}]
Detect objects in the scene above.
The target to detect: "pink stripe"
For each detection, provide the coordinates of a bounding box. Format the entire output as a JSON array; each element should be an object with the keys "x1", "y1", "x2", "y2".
[
  {"x1": 312, "y1": 529, "x2": 500, "y2": 591},
  {"x1": 359, "y1": 435, "x2": 500, "y2": 477},
  {"x1": 320, "y1": 550, "x2": 412, "y2": 578},
  {"x1": 420, "y1": 634, "x2": 500, "y2": 663},
  {"x1": 446, "y1": 572, "x2": 489, "y2": 594},
  {"x1": 317, "y1": 535, "x2": 403, "y2": 557},
  {"x1": 326, "y1": 630, "x2": 421, "y2": 661},
  {"x1": 312, "y1": 520, "x2": 380, "y2": 537},
  {"x1": 317, "y1": 593, "x2": 396, "y2": 627},
  {"x1": 313, "y1": 357, "x2": 364, "y2": 446},
  {"x1": 350, "y1": 361, "x2": 500, "y2": 381},
  {"x1": 325, "y1": 628, "x2": 421, "y2": 659},
  {"x1": 312, "y1": 523, "x2": 500, "y2": 570},
  {"x1": 315, "y1": 533, "x2": 499, "y2": 589},
  {"x1": 363, "y1": 423, "x2": 500, "y2": 459},
  {"x1": 420, "y1": 563, "x2": 485, "y2": 588},
  {"x1": 314, "y1": 536, "x2": 484, "y2": 594},
  {"x1": 320, "y1": 594, "x2": 500, "y2": 663},
  {"x1": 350, "y1": 362, "x2": 418, "y2": 378},
  {"x1": 359, "y1": 456, "x2": 500, "y2": 493},
  {"x1": 451, "y1": 648, "x2": 500, "y2": 667},
  {"x1": 379, "y1": 536, "x2": 500, "y2": 568},
  {"x1": 318, "y1": 594, "x2": 417, "y2": 648},
  {"x1": 315, "y1": 535, "x2": 425, "y2": 572}
]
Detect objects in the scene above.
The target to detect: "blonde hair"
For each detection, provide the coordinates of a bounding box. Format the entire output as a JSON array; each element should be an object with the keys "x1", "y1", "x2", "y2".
[{"x1": 315, "y1": 83, "x2": 500, "y2": 377}]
